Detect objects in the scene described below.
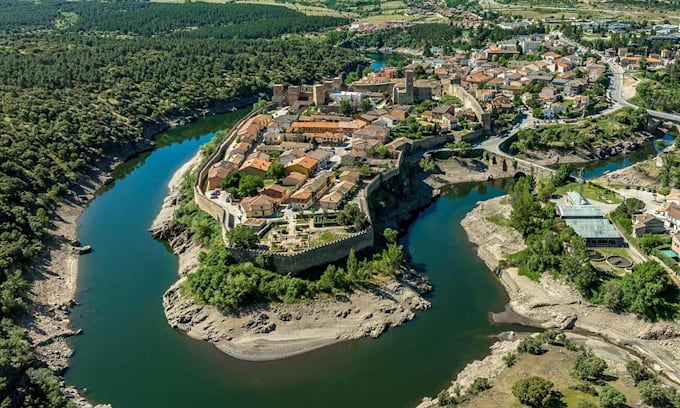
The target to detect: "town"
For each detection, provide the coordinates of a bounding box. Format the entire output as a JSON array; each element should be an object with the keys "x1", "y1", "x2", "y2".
[{"x1": 195, "y1": 24, "x2": 680, "y2": 277}]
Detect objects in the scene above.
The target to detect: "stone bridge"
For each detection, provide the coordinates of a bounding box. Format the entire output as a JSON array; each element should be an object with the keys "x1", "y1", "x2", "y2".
[{"x1": 427, "y1": 148, "x2": 556, "y2": 180}]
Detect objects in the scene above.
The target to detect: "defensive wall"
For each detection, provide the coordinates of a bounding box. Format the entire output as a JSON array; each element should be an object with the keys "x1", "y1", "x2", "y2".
[
  {"x1": 191, "y1": 104, "x2": 460, "y2": 275},
  {"x1": 448, "y1": 84, "x2": 492, "y2": 132}
]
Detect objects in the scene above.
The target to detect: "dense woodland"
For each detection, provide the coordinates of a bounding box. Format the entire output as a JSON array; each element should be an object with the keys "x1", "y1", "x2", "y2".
[{"x1": 0, "y1": 2, "x2": 363, "y2": 406}]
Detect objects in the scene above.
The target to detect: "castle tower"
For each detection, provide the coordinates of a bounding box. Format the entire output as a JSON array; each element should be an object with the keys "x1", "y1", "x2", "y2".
[
  {"x1": 332, "y1": 75, "x2": 343, "y2": 91},
  {"x1": 405, "y1": 69, "x2": 415, "y2": 104},
  {"x1": 287, "y1": 85, "x2": 301, "y2": 106},
  {"x1": 312, "y1": 84, "x2": 325, "y2": 107},
  {"x1": 272, "y1": 84, "x2": 285, "y2": 107}
]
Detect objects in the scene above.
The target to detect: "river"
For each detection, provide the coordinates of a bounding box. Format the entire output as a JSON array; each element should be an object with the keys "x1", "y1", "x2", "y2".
[{"x1": 66, "y1": 112, "x2": 658, "y2": 407}]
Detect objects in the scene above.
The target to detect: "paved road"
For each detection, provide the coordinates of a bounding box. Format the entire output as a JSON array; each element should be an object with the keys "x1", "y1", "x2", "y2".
[{"x1": 559, "y1": 32, "x2": 680, "y2": 124}]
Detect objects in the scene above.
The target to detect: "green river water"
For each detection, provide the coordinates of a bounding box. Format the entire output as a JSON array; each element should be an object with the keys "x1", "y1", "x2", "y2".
[{"x1": 65, "y1": 111, "x2": 641, "y2": 407}]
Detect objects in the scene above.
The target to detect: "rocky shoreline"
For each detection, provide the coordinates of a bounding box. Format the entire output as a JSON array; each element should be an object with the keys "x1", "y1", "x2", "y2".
[
  {"x1": 152, "y1": 152, "x2": 436, "y2": 361},
  {"x1": 23, "y1": 98, "x2": 254, "y2": 407},
  {"x1": 518, "y1": 130, "x2": 659, "y2": 166},
  {"x1": 415, "y1": 195, "x2": 680, "y2": 407},
  {"x1": 462, "y1": 197, "x2": 680, "y2": 380}
]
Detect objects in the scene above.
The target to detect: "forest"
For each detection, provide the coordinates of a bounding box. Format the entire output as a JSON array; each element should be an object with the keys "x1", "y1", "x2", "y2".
[{"x1": 0, "y1": 2, "x2": 364, "y2": 406}]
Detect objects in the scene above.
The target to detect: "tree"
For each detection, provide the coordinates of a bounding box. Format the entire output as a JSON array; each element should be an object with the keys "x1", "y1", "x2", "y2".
[
  {"x1": 638, "y1": 379, "x2": 671, "y2": 407},
  {"x1": 620, "y1": 260, "x2": 678, "y2": 320},
  {"x1": 340, "y1": 100, "x2": 354, "y2": 116},
  {"x1": 503, "y1": 352, "x2": 517, "y2": 367},
  {"x1": 512, "y1": 376, "x2": 555, "y2": 408},
  {"x1": 226, "y1": 225, "x2": 259, "y2": 249},
  {"x1": 626, "y1": 360, "x2": 654, "y2": 385},
  {"x1": 468, "y1": 377, "x2": 491, "y2": 395},
  {"x1": 370, "y1": 143, "x2": 389, "y2": 158},
  {"x1": 599, "y1": 385, "x2": 626, "y2": 408},
  {"x1": 603, "y1": 280, "x2": 624, "y2": 312},
  {"x1": 560, "y1": 237, "x2": 597, "y2": 295},
  {"x1": 346, "y1": 248, "x2": 358, "y2": 277},
  {"x1": 553, "y1": 163, "x2": 574, "y2": 186},
  {"x1": 337, "y1": 203, "x2": 369, "y2": 230},
  {"x1": 266, "y1": 162, "x2": 285, "y2": 180},
  {"x1": 238, "y1": 175, "x2": 264, "y2": 198},
  {"x1": 419, "y1": 156, "x2": 435, "y2": 172},
  {"x1": 573, "y1": 353, "x2": 608, "y2": 381},
  {"x1": 361, "y1": 98, "x2": 373, "y2": 112},
  {"x1": 510, "y1": 177, "x2": 542, "y2": 236},
  {"x1": 383, "y1": 228, "x2": 398, "y2": 244}
]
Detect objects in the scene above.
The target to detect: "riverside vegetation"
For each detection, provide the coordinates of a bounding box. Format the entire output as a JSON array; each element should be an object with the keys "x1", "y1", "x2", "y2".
[
  {"x1": 0, "y1": 2, "x2": 365, "y2": 405},
  {"x1": 505, "y1": 175, "x2": 679, "y2": 321},
  {"x1": 510, "y1": 108, "x2": 649, "y2": 152}
]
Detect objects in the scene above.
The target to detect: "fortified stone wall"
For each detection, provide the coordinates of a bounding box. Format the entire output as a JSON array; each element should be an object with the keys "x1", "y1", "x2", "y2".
[
  {"x1": 448, "y1": 84, "x2": 491, "y2": 131},
  {"x1": 234, "y1": 228, "x2": 374, "y2": 275},
  {"x1": 410, "y1": 133, "x2": 455, "y2": 152}
]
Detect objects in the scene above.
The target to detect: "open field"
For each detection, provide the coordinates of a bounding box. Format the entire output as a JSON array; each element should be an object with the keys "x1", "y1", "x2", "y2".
[
  {"x1": 480, "y1": 0, "x2": 680, "y2": 22},
  {"x1": 556, "y1": 182, "x2": 623, "y2": 204},
  {"x1": 459, "y1": 343, "x2": 644, "y2": 408}
]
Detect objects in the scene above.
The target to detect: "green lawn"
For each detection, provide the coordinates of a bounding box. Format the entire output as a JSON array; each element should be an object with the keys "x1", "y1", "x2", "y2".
[{"x1": 556, "y1": 182, "x2": 622, "y2": 204}]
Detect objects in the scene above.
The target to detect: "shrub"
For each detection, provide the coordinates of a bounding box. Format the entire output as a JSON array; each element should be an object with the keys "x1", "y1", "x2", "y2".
[
  {"x1": 638, "y1": 379, "x2": 672, "y2": 407},
  {"x1": 503, "y1": 352, "x2": 517, "y2": 367},
  {"x1": 573, "y1": 353, "x2": 608, "y2": 381},
  {"x1": 468, "y1": 377, "x2": 491, "y2": 395},
  {"x1": 599, "y1": 385, "x2": 626, "y2": 408},
  {"x1": 512, "y1": 376, "x2": 555, "y2": 408},
  {"x1": 626, "y1": 360, "x2": 654, "y2": 385},
  {"x1": 518, "y1": 337, "x2": 545, "y2": 355}
]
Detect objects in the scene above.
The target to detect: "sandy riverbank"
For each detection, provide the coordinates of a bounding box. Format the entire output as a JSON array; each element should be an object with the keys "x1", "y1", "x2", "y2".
[
  {"x1": 23, "y1": 100, "x2": 254, "y2": 407},
  {"x1": 153, "y1": 154, "x2": 432, "y2": 361}
]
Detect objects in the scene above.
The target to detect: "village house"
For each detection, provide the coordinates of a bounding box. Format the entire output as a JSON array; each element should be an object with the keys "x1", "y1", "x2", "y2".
[
  {"x1": 319, "y1": 191, "x2": 344, "y2": 210},
  {"x1": 239, "y1": 158, "x2": 271, "y2": 178},
  {"x1": 228, "y1": 153, "x2": 245, "y2": 168},
  {"x1": 232, "y1": 142, "x2": 251, "y2": 156},
  {"x1": 306, "y1": 149, "x2": 332, "y2": 168},
  {"x1": 660, "y1": 203, "x2": 680, "y2": 230},
  {"x1": 240, "y1": 194, "x2": 276, "y2": 218},
  {"x1": 313, "y1": 132, "x2": 345, "y2": 146},
  {"x1": 632, "y1": 214, "x2": 666, "y2": 238},
  {"x1": 206, "y1": 161, "x2": 234, "y2": 190},
  {"x1": 281, "y1": 171, "x2": 307, "y2": 187},
  {"x1": 260, "y1": 184, "x2": 287, "y2": 203},
  {"x1": 672, "y1": 234, "x2": 680, "y2": 256},
  {"x1": 279, "y1": 149, "x2": 306, "y2": 166},
  {"x1": 339, "y1": 170, "x2": 361, "y2": 184},
  {"x1": 289, "y1": 188, "x2": 313, "y2": 209},
  {"x1": 538, "y1": 87, "x2": 556, "y2": 104},
  {"x1": 353, "y1": 124, "x2": 390, "y2": 143},
  {"x1": 285, "y1": 156, "x2": 318, "y2": 177}
]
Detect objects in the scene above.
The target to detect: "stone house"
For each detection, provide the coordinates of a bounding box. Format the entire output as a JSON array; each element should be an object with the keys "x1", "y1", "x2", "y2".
[
  {"x1": 632, "y1": 214, "x2": 666, "y2": 238},
  {"x1": 285, "y1": 156, "x2": 318, "y2": 177},
  {"x1": 240, "y1": 195, "x2": 275, "y2": 218},
  {"x1": 281, "y1": 171, "x2": 307, "y2": 187},
  {"x1": 239, "y1": 158, "x2": 271, "y2": 178}
]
